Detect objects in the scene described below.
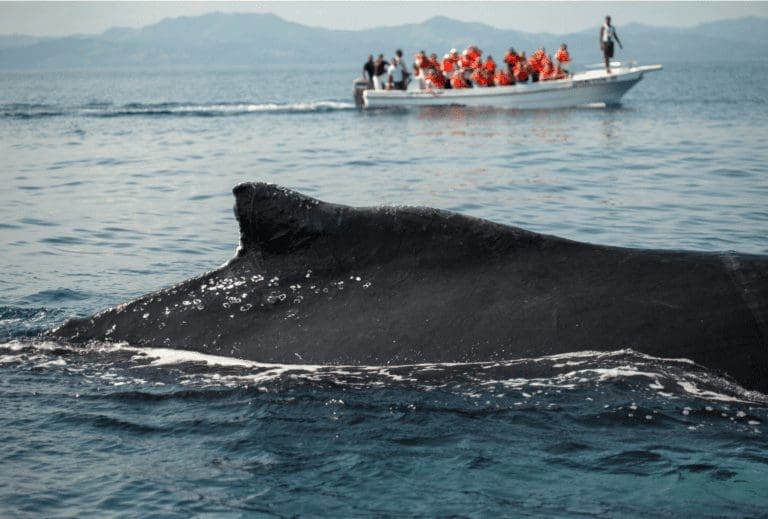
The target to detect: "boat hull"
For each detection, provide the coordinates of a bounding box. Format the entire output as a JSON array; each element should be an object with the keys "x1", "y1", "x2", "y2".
[{"x1": 361, "y1": 65, "x2": 662, "y2": 109}]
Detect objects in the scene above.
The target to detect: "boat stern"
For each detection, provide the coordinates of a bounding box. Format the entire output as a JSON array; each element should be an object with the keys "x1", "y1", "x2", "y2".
[{"x1": 352, "y1": 77, "x2": 369, "y2": 108}]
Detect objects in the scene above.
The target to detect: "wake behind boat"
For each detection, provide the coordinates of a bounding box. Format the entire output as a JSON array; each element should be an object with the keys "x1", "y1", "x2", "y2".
[{"x1": 355, "y1": 62, "x2": 662, "y2": 109}]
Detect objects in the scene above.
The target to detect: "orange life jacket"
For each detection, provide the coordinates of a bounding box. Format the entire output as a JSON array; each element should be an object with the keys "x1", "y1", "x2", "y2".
[
  {"x1": 556, "y1": 49, "x2": 570, "y2": 63},
  {"x1": 442, "y1": 57, "x2": 455, "y2": 74},
  {"x1": 540, "y1": 55, "x2": 554, "y2": 79},
  {"x1": 451, "y1": 74, "x2": 468, "y2": 89},
  {"x1": 471, "y1": 69, "x2": 489, "y2": 86},
  {"x1": 426, "y1": 70, "x2": 446, "y2": 89},
  {"x1": 528, "y1": 56, "x2": 543, "y2": 73},
  {"x1": 504, "y1": 51, "x2": 518, "y2": 67},
  {"x1": 514, "y1": 62, "x2": 529, "y2": 82},
  {"x1": 494, "y1": 70, "x2": 512, "y2": 86},
  {"x1": 484, "y1": 58, "x2": 496, "y2": 74}
]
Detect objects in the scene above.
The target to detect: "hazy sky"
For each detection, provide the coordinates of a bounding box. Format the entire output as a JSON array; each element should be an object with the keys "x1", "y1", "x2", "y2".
[{"x1": 2, "y1": 1, "x2": 767, "y2": 37}]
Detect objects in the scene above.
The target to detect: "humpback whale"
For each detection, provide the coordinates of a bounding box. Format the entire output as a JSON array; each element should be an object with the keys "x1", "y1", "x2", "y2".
[{"x1": 52, "y1": 183, "x2": 768, "y2": 393}]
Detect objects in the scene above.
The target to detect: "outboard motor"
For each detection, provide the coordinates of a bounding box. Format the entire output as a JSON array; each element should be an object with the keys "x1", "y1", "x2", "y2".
[{"x1": 352, "y1": 77, "x2": 370, "y2": 108}]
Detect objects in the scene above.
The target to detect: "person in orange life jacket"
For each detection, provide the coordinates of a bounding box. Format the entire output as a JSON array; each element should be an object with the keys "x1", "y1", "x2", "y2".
[
  {"x1": 600, "y1": 16, "x2": 623, "y2": 74},
  {"x1": 429, "y1": 53, "x2": 440, "y2": 70},
  {"x1": 514, "y1": 55, "x2": 529, "y2": 83},
  {"x1": 494, "y1": 68, "x2": 514, "y2": 86},
  {"x1": 460, "y1": 50, "x2": 473, "y2": 70},
  {"x1": 528, "y1": 49, "x2": 544, "y2": 82},
  {"x1": 450, "y1": 48, "x2": 460, "y2": 66},
  {"x1": 540, "y1": 53, "x2": 555, "y2": 80},
  {"x1": 466, "y1": 45, "x2": 481, "y2": 62},
  {"x1": 504, "y1": 48, "x2": 518, "y2": 72},
  {"x1": 441, "y1": 53, "x2": 455, "y2": 74},
  {"x1": 451, "y1": 69, "x2": 470, "y2": 89},
  {"x1": 440, "y1": 53, "x2": 456, "y2": 89},
  {"x1": 471, "y1": 64, "x2": 491, "y2": 87},
  {"x1": 484, "y1": 56, "x2": 497, "y2": 74},
  {"x1": 555, "y1": 43, "x2": 571, "y2": 76},
  {"x1": 424, "y1": 67, "x2": 446, "y2": 89}
]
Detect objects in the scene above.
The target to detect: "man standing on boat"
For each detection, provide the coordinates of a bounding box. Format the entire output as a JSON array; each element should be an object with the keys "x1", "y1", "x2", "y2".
[
  {"x1": 363, "y1": 55, "x2": 375, "y2": 88},
  {"x1": 600, "y1": 16, "x2": 623, "y2": 74},
  {"x1": 373, "y1": 54, "x2": 389, "y2": 90},
  {"x1": 387, "y1": 56, "x2": 406, "y2": 90}
]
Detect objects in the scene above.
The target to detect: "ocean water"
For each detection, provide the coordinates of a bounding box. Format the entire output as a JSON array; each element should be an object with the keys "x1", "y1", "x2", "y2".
[{"x1": 1, "y1": 62, "x2": 768, "y2": 516}]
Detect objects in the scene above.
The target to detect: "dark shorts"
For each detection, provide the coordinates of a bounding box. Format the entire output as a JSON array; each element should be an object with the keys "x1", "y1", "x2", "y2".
[{"x1": 602, "y1": 41, "x2": 614, "y2": 59}]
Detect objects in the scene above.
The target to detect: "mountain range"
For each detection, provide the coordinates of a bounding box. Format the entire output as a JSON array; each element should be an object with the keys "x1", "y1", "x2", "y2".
[{"x1": 1, "y1": 12, "x2": 766, "y2": 68}]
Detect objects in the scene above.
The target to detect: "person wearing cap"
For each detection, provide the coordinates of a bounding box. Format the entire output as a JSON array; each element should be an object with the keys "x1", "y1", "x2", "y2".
[
  {"x1": 460, "y1": 49, "x2": 473, "y2": 70},
  {"x1": 441, "y1": 53, "x2": 455, "y2": 75},
  {"x1": 600, "y1": 16, "x2": 623, "y2": 74}
]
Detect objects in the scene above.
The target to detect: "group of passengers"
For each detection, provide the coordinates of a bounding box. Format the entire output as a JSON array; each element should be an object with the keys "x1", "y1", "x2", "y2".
[{"x1": 363, "y1": 44, "x2": 571, "y2": 91}]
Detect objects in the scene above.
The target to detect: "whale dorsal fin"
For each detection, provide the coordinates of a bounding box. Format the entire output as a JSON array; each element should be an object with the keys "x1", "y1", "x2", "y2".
[
  {"x1": 232, "y1": 182, "x2": 553, "y2": 264},
  {"x1": 233, "y1": 182, "x2": 331, "y2": 255}
]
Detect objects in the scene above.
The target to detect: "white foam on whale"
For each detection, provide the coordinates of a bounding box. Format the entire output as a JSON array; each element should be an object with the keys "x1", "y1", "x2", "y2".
[{"x1": 3, "y1": 339, "x2": 765, "y2": 404}]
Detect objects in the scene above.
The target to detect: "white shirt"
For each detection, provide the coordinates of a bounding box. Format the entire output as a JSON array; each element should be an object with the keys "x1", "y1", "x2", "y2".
[
  {"x1": 602, "y1": 23, "x2": 617, "y2": 43},
  {"x1": 388, "y1": 61, "x2": 404, "y2": 83}
]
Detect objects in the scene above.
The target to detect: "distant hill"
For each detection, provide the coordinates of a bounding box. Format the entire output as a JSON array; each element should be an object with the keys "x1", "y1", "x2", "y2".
[
  {"x1": 0, "y1": 34, "x2": 49, "y2": 50},
  {"x1": 1, "y1": 12, "x2": 767, "y2": 69}
]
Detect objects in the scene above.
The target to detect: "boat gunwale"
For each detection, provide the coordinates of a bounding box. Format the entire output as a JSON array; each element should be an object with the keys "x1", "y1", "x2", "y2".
[{"x1": 361, "y1": 64, "x2": 662, "y2": 107}]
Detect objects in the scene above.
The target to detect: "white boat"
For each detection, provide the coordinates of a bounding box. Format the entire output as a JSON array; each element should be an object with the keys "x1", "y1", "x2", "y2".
[{"x1": 354, "y1": 62, "x2": 662, "y2": 109}]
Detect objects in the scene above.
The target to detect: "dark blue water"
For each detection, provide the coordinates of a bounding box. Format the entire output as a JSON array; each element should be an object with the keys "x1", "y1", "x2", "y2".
[{"x1": 2, "y1": 62, "x2": 768, "y2": 516}]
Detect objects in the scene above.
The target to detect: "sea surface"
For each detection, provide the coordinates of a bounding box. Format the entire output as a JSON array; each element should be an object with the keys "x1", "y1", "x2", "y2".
[{"x1": 1, "y1": 62, "x2": 767, "y2": 517}]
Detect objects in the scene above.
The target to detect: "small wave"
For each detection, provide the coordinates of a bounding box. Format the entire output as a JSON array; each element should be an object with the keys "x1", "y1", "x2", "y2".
[
  {"x1": 0, "y1": 103, "x2": 66, "y2": 119},
  {"x1": 1, "y1": 101, "x2": 355, "y2": 119},
  {"x1": 82, "y1": 101, "x2": 356, "y2": 118},
  {"x1": 19, "y1": 289, "x2": 91, "y2": 304},
  {"x1": 0, "y1": 308, "x2": 65, "y2": 338}
]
